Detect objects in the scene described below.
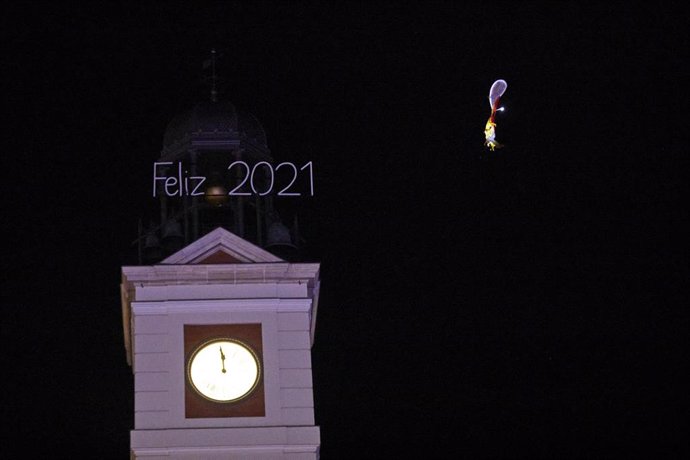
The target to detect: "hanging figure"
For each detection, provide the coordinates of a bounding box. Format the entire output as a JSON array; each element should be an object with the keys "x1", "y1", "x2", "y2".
[{"x1": 484, "y1": 79, "x2": 507, "y2": 151}]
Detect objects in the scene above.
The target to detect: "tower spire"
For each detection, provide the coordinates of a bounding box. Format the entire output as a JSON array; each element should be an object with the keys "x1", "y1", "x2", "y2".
[
  {"x1": 202, "y1": 49, "x2": 218, "y2": 102},
  {"x1": 209, "y1": 48, "x2": 217, "y2": 102}
]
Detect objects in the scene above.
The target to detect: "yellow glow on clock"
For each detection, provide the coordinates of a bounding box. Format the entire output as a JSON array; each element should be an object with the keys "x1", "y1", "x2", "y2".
[{"x1": 187, "y1": 339, "x2": 260, "y2": 402}]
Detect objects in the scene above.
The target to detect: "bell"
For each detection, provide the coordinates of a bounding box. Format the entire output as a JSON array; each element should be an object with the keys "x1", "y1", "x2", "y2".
[
  {"x1": 142, "y1": 233, "x2": 162, "y2": 263},
  {"x1": 162, "y1": 220, "x2": 184, "y2": 253}
]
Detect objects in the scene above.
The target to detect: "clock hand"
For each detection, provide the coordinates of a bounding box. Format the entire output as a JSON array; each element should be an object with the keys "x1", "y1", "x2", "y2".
[{"x1": 219, "y1": 346, "x2": 227, "y2": 373}]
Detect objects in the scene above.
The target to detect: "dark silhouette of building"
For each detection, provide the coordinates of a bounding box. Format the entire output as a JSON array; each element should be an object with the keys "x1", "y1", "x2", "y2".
[{"x1": 136, "y1": 55, "x2": 302, "y2": 264}]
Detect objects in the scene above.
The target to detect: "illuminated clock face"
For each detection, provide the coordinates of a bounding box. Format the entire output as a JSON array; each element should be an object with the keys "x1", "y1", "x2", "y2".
[{"x1": 187, "y1": 339, "x2": 261, "y2": 403}]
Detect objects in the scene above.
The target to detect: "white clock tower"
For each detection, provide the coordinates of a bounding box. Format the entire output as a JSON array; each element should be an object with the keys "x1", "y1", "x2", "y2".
[{"x1": 120, "y1": 227, "x2": 321, "y2": 458}]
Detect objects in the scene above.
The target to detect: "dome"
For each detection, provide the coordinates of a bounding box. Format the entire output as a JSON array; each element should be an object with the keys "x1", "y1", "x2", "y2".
[{"x1": 161, "y1": 100, "x2": 270, "y2": 161}]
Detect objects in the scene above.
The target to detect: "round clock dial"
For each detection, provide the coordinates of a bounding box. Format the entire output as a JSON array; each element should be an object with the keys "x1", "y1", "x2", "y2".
[{"x1": 187, "y1": 338, "x2": 261, "y2": 403}]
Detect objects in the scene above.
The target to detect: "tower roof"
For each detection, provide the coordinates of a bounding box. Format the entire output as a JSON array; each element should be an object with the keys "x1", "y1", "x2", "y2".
[
  {"x1": 161, "y1": 100, "x2": 271, "y2": 161},
  {"x1": 161, "y1": 226, "x2": 284, "y2": 264}
]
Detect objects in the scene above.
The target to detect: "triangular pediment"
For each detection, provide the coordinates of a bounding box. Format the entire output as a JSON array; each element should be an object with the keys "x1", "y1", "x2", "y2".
[{"x1": 160, "y1": 227, "x2": 283, "y2": 264}]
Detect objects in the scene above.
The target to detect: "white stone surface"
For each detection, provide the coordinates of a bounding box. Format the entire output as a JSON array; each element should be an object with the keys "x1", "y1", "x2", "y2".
[{"x1": 131, "y1": 426, "x2": 320, "y2": 459}]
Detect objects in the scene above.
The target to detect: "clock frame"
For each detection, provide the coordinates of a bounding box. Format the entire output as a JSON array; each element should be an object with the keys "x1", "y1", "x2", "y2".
[
  {"x1": 184, "y1": 323, "x2": 265, "y2": 418},
  {"x1": 187, "y1": 338, "x2": 261, "y2": 402}
]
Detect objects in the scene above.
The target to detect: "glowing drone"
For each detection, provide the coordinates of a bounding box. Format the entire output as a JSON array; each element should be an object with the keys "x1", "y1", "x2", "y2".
[{"x1": 484, "y1": 79, "x2": 507, "y2": 151}]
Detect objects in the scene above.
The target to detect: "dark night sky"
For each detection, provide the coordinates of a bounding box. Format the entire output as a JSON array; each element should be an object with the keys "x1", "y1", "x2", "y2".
[{"x1": 2, "y1": 2, "x2": 687, "y2": 458}]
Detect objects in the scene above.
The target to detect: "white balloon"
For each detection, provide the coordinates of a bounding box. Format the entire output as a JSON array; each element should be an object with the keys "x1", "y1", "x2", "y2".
[{"x1": 489, "y1": 79, "x2": 508, "y2": 110}]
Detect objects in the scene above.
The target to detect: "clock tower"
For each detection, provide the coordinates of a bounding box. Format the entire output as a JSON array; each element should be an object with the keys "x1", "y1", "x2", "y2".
[
  {"x1": 120, "y1": 227, "x2": 321, "y2": 458},
  {"x1": 121, "y1": 61, "x2": 321, "y2": 457}
]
